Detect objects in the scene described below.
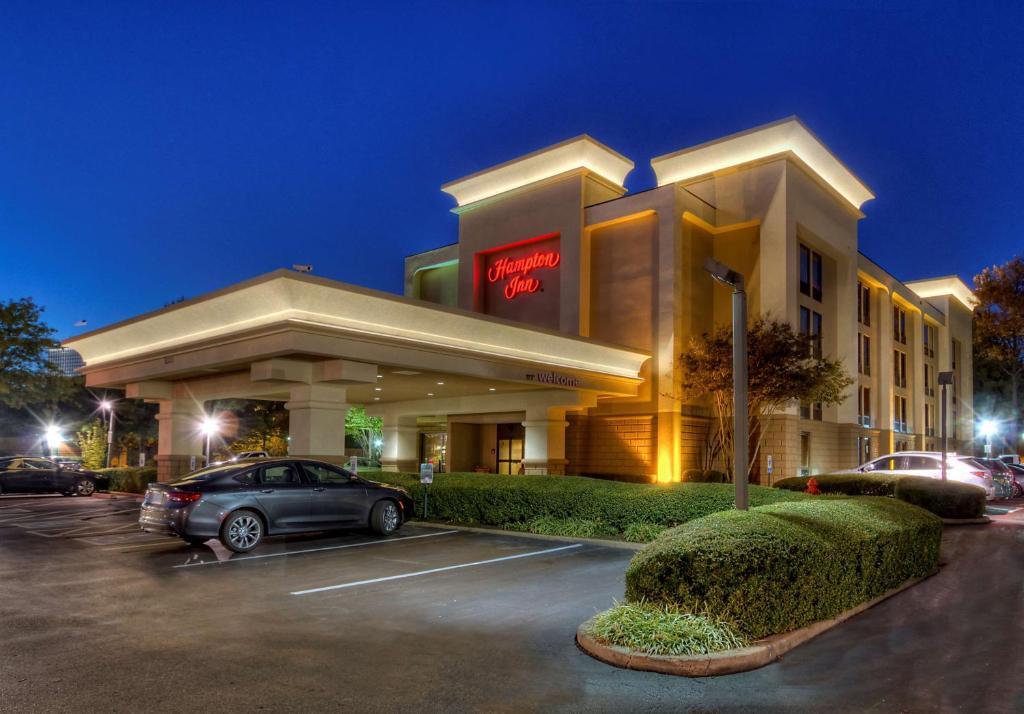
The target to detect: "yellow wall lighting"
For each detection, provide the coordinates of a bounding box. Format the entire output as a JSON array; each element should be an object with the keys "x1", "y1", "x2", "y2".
[
  {"x1": 651, "y1": 117, "x2": 876, "y2": 211},
  {"x1": 441, "y1": 135, "x2": 634, "y2": 207},
  {"x1": 905, "y1": 276, "x2": 977, "y2": 311}
]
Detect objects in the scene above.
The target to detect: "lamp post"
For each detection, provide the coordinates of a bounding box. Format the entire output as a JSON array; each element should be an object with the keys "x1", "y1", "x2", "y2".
[
  {"x1": 200, "y1": 416, "x2": 220, "y2": 467},
  {"x1": 704, "y1": 257, "x2": 749, "y2": 510},
  {"x1": 937, "y1": 371, "x2": 954, "y2": 481},
  {"x1": 979, "y1": 419, "x2": 998, "y2": 458},
  {"x1": 44, "y1": 425, "x2": 63, "y2": 458},
  {"x1": 100, "y1": 399, "x2": 116, "y2": 468}
]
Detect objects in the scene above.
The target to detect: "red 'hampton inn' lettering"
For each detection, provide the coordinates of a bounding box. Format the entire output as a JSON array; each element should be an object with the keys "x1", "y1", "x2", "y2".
[{"x1": 486, "y1": 250, "x2": 560, "y2": 300}]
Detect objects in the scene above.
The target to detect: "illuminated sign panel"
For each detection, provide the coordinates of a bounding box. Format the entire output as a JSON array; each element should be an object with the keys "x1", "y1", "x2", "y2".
[{"x1": 476, "y1": 233, "x2": 561, "y2": 329}]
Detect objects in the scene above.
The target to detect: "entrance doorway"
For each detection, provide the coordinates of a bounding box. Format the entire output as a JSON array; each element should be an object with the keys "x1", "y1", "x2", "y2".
[
  {"x1": 421, "y1": 432, "x2": 447, "y2": 473},
  {"x1": 496, "y1": 423, "x2": 524, "y2": 475}
]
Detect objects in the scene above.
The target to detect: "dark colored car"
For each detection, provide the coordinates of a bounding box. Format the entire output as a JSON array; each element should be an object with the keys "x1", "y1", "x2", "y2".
[
  {"x1": 968, "y1": 458, "x2": 1017, "y2": 499},
  {"x1": 139, "y1": 458, "x2": 414, "y2": 552},
  {"x1": 0, "y1": 456, "x2": 102, "y2": 496},
  {"x1": 1005, "y1": 463, "x2": 1024, "y2": 498}
]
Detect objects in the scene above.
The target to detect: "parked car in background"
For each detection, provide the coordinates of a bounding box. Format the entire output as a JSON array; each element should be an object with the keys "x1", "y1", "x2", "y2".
[
  {"x1": 969, "y1": 457, "x2": 1019, "y2": 499},
  {"x1": 0, "y1": 456, "x2": 104, "y2": 496},
  {"x1": 139, "y1": 457, "x2": 414, "y2": 552},
  {"x1": 232, "y1": 451, "x2": 269, "y2": 461},
  {"x1": 998, "y1": 454, "x2": 1021, "y2": 465},
  {"x1": 51, "y1": 455, "x2": 86, "y2": 470},
  {"x1": 1006, "y1": 463, "x2": 1024, "y2": 498},
  {"x1": 836, "y1": 451, "x2": 995, "y2": 499}
]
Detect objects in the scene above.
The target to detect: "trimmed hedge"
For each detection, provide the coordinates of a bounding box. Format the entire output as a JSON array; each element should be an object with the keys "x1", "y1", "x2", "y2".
[
  {"x1": 775, "y1": 472, "x2": 987, "y2": 519},
  {"x1": 894, "y1": 476, "x2": 986, "y2": 519},
  {"x1": 95, "y1": 467, "x2": 158, "y2": 493},
  {"x1": 624, "y1": 497, "x2": 942, "y2": 639},
  {"x1": 682, "y1": 469, "x2": 728, "y2": 483},
  {"x1": 367, "y1": 471, "x2": 807, "y2": 536},
  {"x1": 775, "y1": 473, "x2": 900, "y2": 497}
]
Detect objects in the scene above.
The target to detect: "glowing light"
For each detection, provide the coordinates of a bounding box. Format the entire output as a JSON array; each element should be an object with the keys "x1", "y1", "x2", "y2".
[
  {"x1": 44, "y1": 425, "x2": 63, "y2": 450},
  {"x1": 441, "y1": 135, "x2": 634, "y2": 207},
  {"x1": 979, "y1": 419, "x2": 999, "y2": 438},
  {"x1": 373, "y1": 439, "x2": 383, "y2": 448},
  {"x1": 99, "y1": 399, "x2": 113, "y2": 411},
  {"x1": 200, "y1": 416, "x2": 221, "y2": 436},
  {"x1": 650, "y1": 117, "x2": 875, "y2": 211}
]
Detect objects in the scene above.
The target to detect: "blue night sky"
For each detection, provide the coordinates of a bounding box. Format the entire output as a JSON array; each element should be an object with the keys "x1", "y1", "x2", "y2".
[{"x1": 2, "y1": 1, "x2": 1021, "y2": 339}]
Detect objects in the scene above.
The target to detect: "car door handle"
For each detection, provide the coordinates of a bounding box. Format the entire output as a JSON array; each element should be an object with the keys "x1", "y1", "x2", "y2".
[
  {"x1": 313, "y1": 487, "x2": 325, "y2": 492},
  {"x1": 261, "y1": 489, "x2": 274, "y2": 494}
]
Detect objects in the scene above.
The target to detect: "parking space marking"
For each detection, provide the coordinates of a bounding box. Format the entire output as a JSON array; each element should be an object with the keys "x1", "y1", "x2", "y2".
[
  {"x1": 173, "y1": 529, "x2": 461, "y2": 569},
  {"x1": 290, "y1": 543, "x2": 583, "y2": 596}
]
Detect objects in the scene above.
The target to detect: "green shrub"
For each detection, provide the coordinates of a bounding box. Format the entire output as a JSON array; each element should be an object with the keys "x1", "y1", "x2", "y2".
[
  {"x1": 622, "y1": 522, "x2": 668, "y2": 542},
  {"x1": 894, "y1": 476, "x2": 986, "y2": 519},
  {"x1": 624, "y1": 497, "x2": 941, "y2": 639},
  {"x1": 96, "y1": 467, "x2": 158, "y2": 493},
  {"x1": 371, "y1": 471, "x2": 807, "y2": 535},
  {"x1": 584, "y1": 601, "x2": 747, "y2": 656},
  {"x1": 774, "y1": 473, "x2": 901, "y2": 496},
  {"x1": 683, "y1": 469, "x2": 727, "y2": 483},
  {"x1": 525, "y1": 516, "x2": 616, "y2": 538}
]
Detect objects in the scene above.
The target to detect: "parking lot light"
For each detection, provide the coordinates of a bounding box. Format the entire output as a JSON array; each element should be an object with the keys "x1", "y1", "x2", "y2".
[
  {"x1": 44, "y1": 425, "x2": 63, "y2": 456},
  {"x1": 200, "y1": 416, "x2": 221, "y2": 466}
]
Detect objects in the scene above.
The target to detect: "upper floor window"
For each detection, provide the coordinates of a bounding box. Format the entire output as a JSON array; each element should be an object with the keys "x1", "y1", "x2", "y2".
[
  {"x1": 799, "y1": 244, "x2": 823, "y2": 302},
  {"x1": 857, "y1": 282, "x2": 871, "y2": 326},
  {"x1": 894, "y1": 349, "x2": 908, "y2": 389},
  {"x1": 894, "y1": 395, "x2": 909, "y2": 433},
  {"x1": 800, "y1": 306, "x2": 823, "y2": 359},
  {"x1": 858, "y1": 333, "x2": 871, "y2": 376},
  {"x1": 858, "y1": 386, "x2": 872, "y2": 427},
  {"x1": 923, "y1": 324, "x2": 936, "y2": 359},
  {"x1": 924, "y1": 364, "x2": 935, "y2": 397},
  {"x1": 951, "y1": 339, "x2": 961, "y2": 370},
  {"x1": 893, "y1": 305, "x2": 907, "y2": 344}
]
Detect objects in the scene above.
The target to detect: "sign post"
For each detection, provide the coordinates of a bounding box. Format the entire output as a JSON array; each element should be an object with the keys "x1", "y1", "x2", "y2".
[
  {"x1": 419, "y1": 463, "x2": 434, "y2": 519},
  {"x1": 938, "y1": 371, "x2": 954, "y2": 481},
  {"x1": 348, "y1": 455, "x2": 359, "y2": 474},
  {"x1": 766, "y1": 455, "x2": 773, "y2": 485}
]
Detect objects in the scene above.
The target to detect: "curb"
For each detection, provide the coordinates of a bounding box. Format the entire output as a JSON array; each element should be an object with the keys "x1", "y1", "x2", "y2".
[
  {"x1": 941, "y1": 516, "x2": 991, "y2": 525},
  {"x1": 412, "y1": 520, "x2": 646, "y2": 550},
  {"x1": 576, "y1": 570, "x2": 936, "y2": 677}
]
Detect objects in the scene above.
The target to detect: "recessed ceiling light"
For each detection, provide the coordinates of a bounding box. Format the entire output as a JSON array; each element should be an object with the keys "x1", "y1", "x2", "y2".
[
  {"x1": 374, "y1": 397, "x2": 380, "y2": 401},
  {"x1": 376, "y1": 374, "x2": 383, "y2": 379},
  {"x1": 436, "y1": 381, "x2": 444, "y2": 385},
  {"x1": 374, "y1": 387, "x2": 382, "y2": 392},
  {"x1": 427, "y1": 393, "x2": 434, "y2": 397},
  {"x1": 488, "y1": 387, "x2": 496, "y2": 391}
]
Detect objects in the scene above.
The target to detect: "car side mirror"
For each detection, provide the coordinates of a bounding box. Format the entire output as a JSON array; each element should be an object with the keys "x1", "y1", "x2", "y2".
[{"x1": 862, "y1": 464, "x2": 874, "y2": 472}]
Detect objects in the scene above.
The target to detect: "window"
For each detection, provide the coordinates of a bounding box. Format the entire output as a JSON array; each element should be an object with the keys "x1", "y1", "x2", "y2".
[
  {"x1": 925, "y1": 403, "x2": 934, "y2": 437},
  {"x1": 301, "y1": 463, "x2": 353, "y2": 484},
  {"x1": 800, "y1": 306, "x2": 823, "y2": 359},
  {"x1": 857, "y1": 282, "x2": 871, "y2": 325},
  {"x1": 858, "y1": 334, "x2": 871, "y2": 375},
  {"x1": 799, "y1": 244, "x2": 823, "y2": 301},
  {"x1": 906, "y1": 456, "x2": 940, "y2": 470},
  {"x1": 233, "y1": 470, "x2": 257, "y2": 486},
  {"x1": 951, "y1": 339, "x2": 961, "y2": 370},
  {"x1": 924, "y1": 364, "x2": 934, "y2": 397},
  {"x1": 893, "y1": 305, "x2": 907, "y2": 344},
  {"x1": 261, "y1": 464, "x2": 302, "y2": 485},
  {"x1": 923, "y1": 324, "x2": 936, "y2": 358},
  {"x1": 893, "y1": 350, "x2": 907, "y2": 389},
  {"x1": 894, "y1": 395, "x2": 908, "y2": 433},
  {"x1": 868, "y1": 456, "x2": 902, "y2": 471},
  {"x1": 858, "y1": 386, "x2": 871, "y2": 427},
  {"x1": 857, "y1": 436, "x2": 872, "y2": 465},
  {"x1": 800, "y1": 432, "x2": 811, "y2": 477}
]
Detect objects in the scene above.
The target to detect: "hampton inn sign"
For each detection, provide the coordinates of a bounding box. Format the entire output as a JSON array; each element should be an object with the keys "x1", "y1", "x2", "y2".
[{"x1": 66, "y1": 118, "x2": 975, "y2": 484}]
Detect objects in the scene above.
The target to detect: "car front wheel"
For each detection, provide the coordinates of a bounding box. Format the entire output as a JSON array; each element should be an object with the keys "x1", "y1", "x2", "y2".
[
  {"x1": 370, "y1": 500, "x2": 401, "y2": 536},
  {"x1": 75, "y1": 479, "x2": 96, "y2": 497},
  {"x1": 220, "y1": 510, "x2": 263, "y2": 553}
]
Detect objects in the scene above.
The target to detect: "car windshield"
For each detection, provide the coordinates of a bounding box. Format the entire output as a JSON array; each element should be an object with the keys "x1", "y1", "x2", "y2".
[{"x1": 173, "y1": 464, "x2": 248, "y2": 484}]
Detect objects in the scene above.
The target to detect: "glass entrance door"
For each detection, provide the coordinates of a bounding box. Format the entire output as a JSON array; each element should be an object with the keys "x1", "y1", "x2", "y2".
[
  {"x1": 496, "y1": 423, "x2": 525, "y2": 475},
  {"x1": 421, "y1": 432, "x2": 447, "y2": 473}
]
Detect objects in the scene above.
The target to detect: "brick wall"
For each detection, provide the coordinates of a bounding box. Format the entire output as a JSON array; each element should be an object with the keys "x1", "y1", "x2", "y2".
[{"x1": 566, "y1": 414, "x2": 656, "y2": 479}]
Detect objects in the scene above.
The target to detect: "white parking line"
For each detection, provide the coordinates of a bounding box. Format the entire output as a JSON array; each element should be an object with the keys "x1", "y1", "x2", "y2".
[
  {"x1": 173, "y1": 530, "x2": 460, "y2": 568},
  {"x1": 290, "y1": 543, "x2": 583, "y2": 596}
]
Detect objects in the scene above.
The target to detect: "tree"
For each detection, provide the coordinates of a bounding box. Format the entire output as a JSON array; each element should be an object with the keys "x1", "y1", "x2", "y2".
[
  {"x1": 345, "y1": 406, "x2": 383, "y2": 464},
  {"x1": 680, "y1": 317, "x2": 853, "y2": 478},
  {"x1": 75, "y1": 419, "x2": 107, "y2": 469},
  {"x1": 0, "y1": 298, "x2": 73, "y2": 407},
  {"x1": 973, "y1": 256, "x2": 1024, "y2": 450}
]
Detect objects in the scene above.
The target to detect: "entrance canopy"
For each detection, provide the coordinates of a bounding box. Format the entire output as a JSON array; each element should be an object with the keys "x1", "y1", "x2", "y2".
[{"x1": 65, "y1": 271, "x2": 649, "y2": 479}]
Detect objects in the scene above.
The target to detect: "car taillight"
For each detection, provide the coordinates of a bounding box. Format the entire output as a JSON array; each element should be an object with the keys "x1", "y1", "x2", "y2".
[
  {"x1": 971, "y1": 471, "x2": 991, "y2": 481},
  {"x1": 168, "y1": 490, "x2": 202, "y2": 503}
]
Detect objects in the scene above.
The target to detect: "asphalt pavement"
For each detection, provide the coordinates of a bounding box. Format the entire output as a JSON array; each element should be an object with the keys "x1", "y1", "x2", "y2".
[{"x1": 1, "y1": 493, "x2": 1022, "y2": 713}]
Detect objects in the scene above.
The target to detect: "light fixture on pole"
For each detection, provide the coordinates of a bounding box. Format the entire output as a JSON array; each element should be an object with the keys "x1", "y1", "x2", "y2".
[
  {"x1": 704, "y1": 257, "x2": 749, "y2": 510},
  {"x1": 937, "y1": 371, "x2": 954, "y2": 481},
  {"x1": 979, "y1": 418, "x2": 998, "y2": 457},
  {"x1": 200, "y1": 415, "x2": 221, "y2": 467},
  {"x1": 100, "y1": 399, "x2": 116, "y2": 468},
  {"x1": 44, "y1": 425, "x2": 63, "y2": 457}
]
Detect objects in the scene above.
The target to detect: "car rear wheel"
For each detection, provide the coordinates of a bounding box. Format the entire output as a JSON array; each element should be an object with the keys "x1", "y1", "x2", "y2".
[
  {"x1": 75, "y1": 479, "x2": 96, "y2": 497},
  {"x1": 220, "y1": 510, "x2": 263, "y2": 552},
  {"x1": 370, "y1": 500, "x2": 401, "y2": 536}
]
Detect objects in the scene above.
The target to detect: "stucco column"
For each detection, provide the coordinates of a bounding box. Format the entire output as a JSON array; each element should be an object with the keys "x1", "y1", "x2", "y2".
[
  {"x1": 522, "y1": 407, "x2": 568, "y2": 475},
  {"x1": 285, "y1": 384, "x2": 348, "y2": 464},
  {"x1": 155, "y1": 399, "x2": 205, "y2": 482},
  {"x1": 380, "y1": 417, "x2": 418, "y2": 473}
]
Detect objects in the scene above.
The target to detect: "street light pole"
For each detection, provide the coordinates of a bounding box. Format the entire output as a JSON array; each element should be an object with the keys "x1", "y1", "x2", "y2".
[
  {"x1": 938, "y1": 371, "x2": 953, "y2": 481},
  {"x1": 705, "y1": 257, "x2": 749, "y2": 510},
  {"x1": 101, "y1": 400, "x2": 116, "y2": 469}
]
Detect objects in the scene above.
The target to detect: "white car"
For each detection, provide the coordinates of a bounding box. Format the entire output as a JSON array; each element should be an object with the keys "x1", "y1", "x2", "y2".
[{"x1": 838, "y1": 451, "x2": 995, "y2": 499}]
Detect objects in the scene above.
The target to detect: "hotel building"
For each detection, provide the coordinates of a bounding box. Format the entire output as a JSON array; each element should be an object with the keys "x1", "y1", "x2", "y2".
[{"x1": 66, "y1": 117, "x2": 974, "y2": 483}]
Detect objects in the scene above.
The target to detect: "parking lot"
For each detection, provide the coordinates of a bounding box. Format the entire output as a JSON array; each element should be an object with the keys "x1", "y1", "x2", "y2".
[{"x1": 2, "y1": 494, "x2": 1023, "y2": 713}]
